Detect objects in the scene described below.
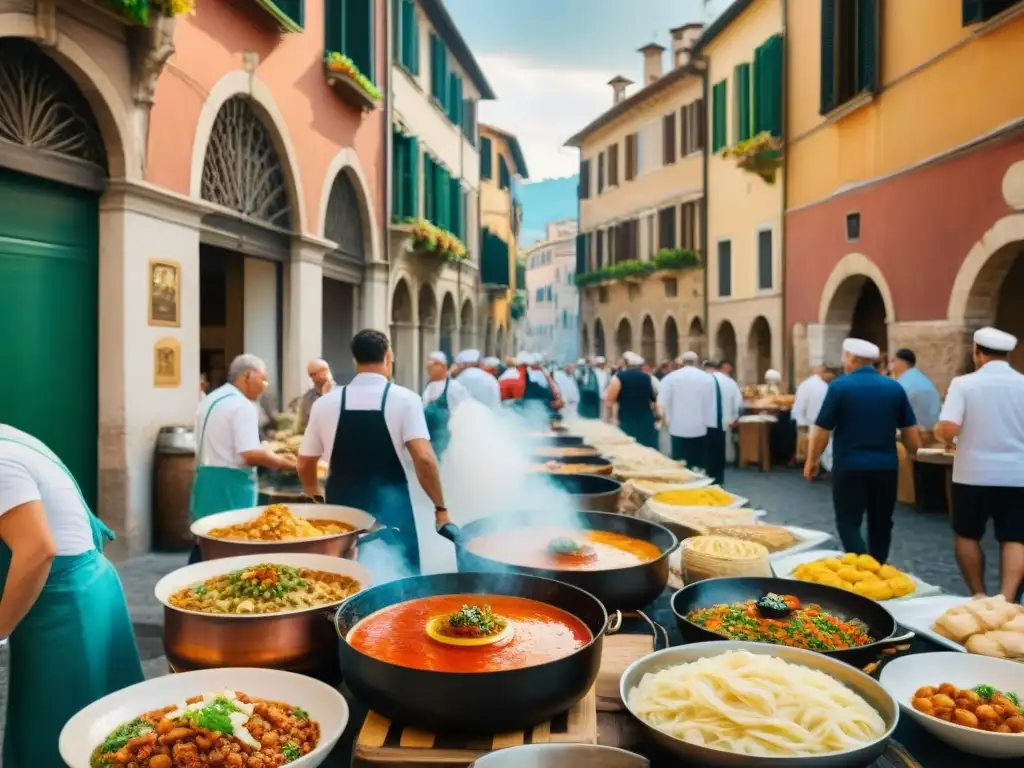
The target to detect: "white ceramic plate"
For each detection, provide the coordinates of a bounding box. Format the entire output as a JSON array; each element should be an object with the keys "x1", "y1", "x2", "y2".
[
  {"x1": 885, "y1": 595, "x2": 974, "y2": 652},
  {"x1": 768, "y1": 525, "x2": 833, "y2": 560},
  {"x1": 60, "y1": 667, "x2": 349, "y2": 768},
  {"x1": 769, "y1": 548, "x2": 942, "y2": 601},
  {"x1": 880, "y1": 652, "x2": 1024, "y2": 758}
]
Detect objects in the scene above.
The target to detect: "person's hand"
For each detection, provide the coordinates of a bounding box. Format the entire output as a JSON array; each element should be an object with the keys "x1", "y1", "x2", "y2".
[
  {"x1": 277, "y1": 454, "x2": 297, "y2": 471},
  {"x1": 803, "y1": 459, "x2": 819, "y2": 481},
  {"x1": 434, "y1": 507, "x2": 452, "y2": 530}
]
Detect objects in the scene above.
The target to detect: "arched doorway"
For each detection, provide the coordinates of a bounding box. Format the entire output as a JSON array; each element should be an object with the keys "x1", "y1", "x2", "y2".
[
  {"x1": 322, "y1": 171, "x2": 365, "y2": 383},
  {"x1": 688, "y1": 316, "x2": 705, "y2": 357},
  {"x1": 199, "y1": 94, "x2": 294, "y2": 404},
  {"x1": 616, "y1": 317, "x2": 633, "y2": 357},
  {"x1": 715, "y1": 320, "x2": 737, "y2": 365},
  {"x1": 439, "y1": 293, "x2": 457, "y2": 358},
  {"x1": 0, "y1": 38, "x2": 110, "y2": 508},
  {"x1": 748, "y1": 316, "x2": 772, "y2": 383},
  {"x1": 390, "y1": 279, "x2": 413, "y2": 388},
  {"x1": 641, "y1": 315, "x2": 656, "y2": 364},
  {"x1": 594, "y1": 319, "x2": 606, "y2": 357},
  {"x1": 581, "y1": 324, "x2": 590, "y2": 358},
  {"x1": 824, "y1": 275, "x2": 889, "y2": 357},
  {"x1": 953, "y1": 238, "x2": 1024, "y2": 371},
  {"x1": 418, "y1": 285, "x2": 438, "y2": 373},
  {"x1": 664, "y1": 316, "x2": 680, "y2": 361},
  {"x1": 459, "y1": 300, "x2": 474, "y2": 350}
]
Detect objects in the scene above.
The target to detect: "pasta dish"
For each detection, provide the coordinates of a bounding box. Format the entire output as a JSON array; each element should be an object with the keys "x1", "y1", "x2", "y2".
[
  {"x1": 168, "y1": 563, "x2": 361, "y2": 615},
  {"x1": 207, "y1": 504, "x2": 354, "y2": 541},
  {"x1": 627, "y1": 650, "x2": 886, "y2": 756}
]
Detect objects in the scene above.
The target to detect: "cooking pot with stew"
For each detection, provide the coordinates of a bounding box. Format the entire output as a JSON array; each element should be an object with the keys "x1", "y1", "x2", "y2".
[
  {"x1": 541, "y1": 473, "x2": 622, "y2": 513},
  {"x1": 439, "y1": 510, "x2": 678, "y2": 613},
  {"x1": 334, "y1": 572, "x2": 611, "y2": 732}
]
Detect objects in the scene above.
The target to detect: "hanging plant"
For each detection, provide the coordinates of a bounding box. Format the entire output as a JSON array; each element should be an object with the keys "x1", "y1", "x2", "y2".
[
  {"x1": 325, "y1": 52, "x2": 382, "y2": 103},
  {"x1": 574, "y1": 249, "x2": 699, "y2": 287},
  {"x1": 105, "y1": 0, "x2": 194, "y2": 24},
  {"x1": 723, "y1": 132, "x2": 784, "y2": 185},
  {"x1": 407, "y1": 218, "x2": 467, "y2": 263},
  {"x1": 509, "y1": 290, "x2": 526, "y2": 321}
]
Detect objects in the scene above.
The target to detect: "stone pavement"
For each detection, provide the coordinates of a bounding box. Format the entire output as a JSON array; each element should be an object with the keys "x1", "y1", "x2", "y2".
[{"x1": 0, "y1": 468, "x2": 1001, "y2": 754}]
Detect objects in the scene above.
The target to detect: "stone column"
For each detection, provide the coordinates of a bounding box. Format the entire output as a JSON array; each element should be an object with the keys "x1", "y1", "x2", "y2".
[
  {"x1": 362, "y1": 260, "x2": 390, "y2": 332},
  {"x1": 390, "y1": 321, "x2": 417, "y2": 389},
  {"x1": 806, "y1": 323, "x2": 846, "y2": 367},
  {"x1": 285, "y1": 238, "x2": 326, "y2": 405}
]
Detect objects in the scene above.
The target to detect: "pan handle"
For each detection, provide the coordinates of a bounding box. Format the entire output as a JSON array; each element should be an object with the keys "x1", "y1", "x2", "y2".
[
  {"x1": 436, "y1": 522, "x2": 465, "y2": 545},
  {"x1": 631, "y1": 609, "x2": 671, "y2": 651},
  {"x1": 862, "y1": 630, "x2": 915, "y2": 676},
  {"x1": 606, "y1": 611, "x2": 623, "y2": 635},
  {"x1": 358, "y1": 523, "x2": 399, "y2": 546}
]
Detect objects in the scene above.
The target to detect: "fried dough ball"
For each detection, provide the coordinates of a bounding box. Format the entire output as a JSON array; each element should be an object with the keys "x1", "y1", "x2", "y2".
[{"x1": 953, "y1": 709, "x2": 979, "y2": 728}]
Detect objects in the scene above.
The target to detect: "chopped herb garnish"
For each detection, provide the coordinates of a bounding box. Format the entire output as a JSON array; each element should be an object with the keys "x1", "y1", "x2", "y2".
[
  {"x1": 181, "y1": 697, "x2": 241, "y2": 735},
  {"x1": 282, "y1": 742, "x2": 302, "y2": 762},
  {"x1": 96, "y1": 718, "x2": 154, "y2": 756},
  {"x1": 439, "y1": 604, "x2": 508, "y2": 638},
  {"x1": 292, "y1": 707, "x2": 309, "y2": 721},
  {"x1": 973, "y1": 684, "x2": 1021, "y2": 707}
]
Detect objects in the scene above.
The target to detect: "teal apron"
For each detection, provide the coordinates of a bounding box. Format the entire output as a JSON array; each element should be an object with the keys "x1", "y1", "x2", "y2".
[
  {"x1": 0, "y1": 436, "x2": 144, "y2": 768},
  {"x1": 324, "y1": 383, "x2": 420, "y2": 575},
  {"x1": 577, "y1": 367, "x2": 601, "y2": 419},
  {"x1": 423, "y1": 378, "x2": 452, "y2": 457}
]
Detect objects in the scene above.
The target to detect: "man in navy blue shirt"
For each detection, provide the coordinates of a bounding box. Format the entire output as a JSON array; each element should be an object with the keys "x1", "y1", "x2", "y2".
[{"x1": 805, "y1": 338, "x2": 921, "y2": 563}]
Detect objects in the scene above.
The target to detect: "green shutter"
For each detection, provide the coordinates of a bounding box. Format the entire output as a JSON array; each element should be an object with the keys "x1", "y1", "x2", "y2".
[
  {"x1": 342, "y1": 0, "x2": 374, "y2": 81},
  {"x1": 392, "y1": 132, "x2": 405, "y2": 219},
  {"x1": 856, "y1": 0, "x2": 878, "y2": 93},
  {"x1": 754, "y1": 35, "x2": 784, "y2": 138},
  {"x1": 820, "y1": 0, "x2": 837, "y2": 114},
  {"x1": 408, "y1": 136, "x2": 419, "y2": 218},
  {"x1": 392, "y1": 0, "x2": 401, "y2": 62},
  {"x1": 712, "y1": 79, "x2": 727, "y2": 152},
  {"x1": 430, "y1": 35, "x2": 449, "y2": 107},
  {"x1": 448, "y1": 73, "x2": 463, "y2": 124},
  {"x1": 962, "y1": 0, "x2": 1016, "y2": 24},
  {"x1": 325, "y1": 0, "x2": 341, "y2": 52},
  {"x1": 735, "y1": 63, "x2": 751, "y2": 142},
  {"x1": 480, "y1": 136, "x2": 493, "y2": 179},
  {"x1": 449, "y1": 178, "x2": 462, "y2": 238},
  {"x1": 434, "y1": 163, "x2": 449, "y2": 230},
  {"x1": 401, "y1": 0, "x2": 420, "y2": 74},
  {"x1": 268, "y1": 0, "x2": 304, "y2": 29},
  {"x1": 423, "y1": 155, "x2": 434, "y2": 221}
]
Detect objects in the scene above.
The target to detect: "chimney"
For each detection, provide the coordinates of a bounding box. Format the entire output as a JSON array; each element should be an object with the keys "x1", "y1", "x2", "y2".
[
  {"x1": 670, "y1": 23, "x2": 705, "y2": 68},
  {"x1": 608, "y1": 75, "x2": 633, "y2": 105},
  {"x1": 638, "y1": 43, "x2": 666, "y2": 85}
]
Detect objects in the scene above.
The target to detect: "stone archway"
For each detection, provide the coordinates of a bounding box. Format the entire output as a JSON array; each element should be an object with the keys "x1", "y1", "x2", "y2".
[
  {"x1": 615, "y1": 316, "x2": 633, "y2": 358},
  {"x1": 439, "y1": 292, "x2": 457, "y2": 358},
  {"x1": 459, "y1": 299, "x2": 474, "y2": 350},
  {"x1": 664, "y1": 315, "x2": 680, "y2": 361},
  {"x1": 812, "y1": 254, "x2": 895, "y2": 366},
  {"x1": 688, "y1": 316, "x2": 705, "y2": 357},
  {"x1": 390, "y1": 278, "x2": 414, "y2": 388},
  {"x1": 641, "y1": 315, "x2": 656, "y2": 364},
  {"x1": 715, "y1": 320, "x2": 737, "y2": 365},
  {"x1": 321, "y1": 171, "x2": 366, "y2": 381},
  {"x1": 594, "y1": 318, "x2": 606, "y2": 357},
  {"x1": 747, "y1": 316, "x2": 773, "y2": 383}
]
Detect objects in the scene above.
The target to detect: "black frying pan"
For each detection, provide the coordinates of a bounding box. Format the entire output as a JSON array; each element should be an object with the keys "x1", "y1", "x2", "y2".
[{"x1": 671, "y1": 576, "x2": 915, "y2": 670}]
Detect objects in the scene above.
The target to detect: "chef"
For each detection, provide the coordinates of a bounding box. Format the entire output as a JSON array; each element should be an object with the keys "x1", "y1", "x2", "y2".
[
  {"x1": 454, "y1": 349, "x2": 501, "y2": 409},
  {"x1": 658, "y1": 351, "x2": 716, "y2": 471},
  {"x1": 297, "y1": 358, "x2": 334, "y2": 433},
  {"x1": 525, "y1": 354, "x2": 564, "y2": 414},
  {"x1": 575, "y1": 358, "x2": 602, "y2": 419},
  {"x1": 482, "y1": 356, "x2": 502, "y2": 377},
  {"x1": 805, "y1": 338, "x2": 921, "y2": 564},
  {"x1": 604, "y1": 351, "x2": 660, "y2": 447},
  {"x1": 0, "y1": 424, "x2": 144, "y2": 765},
  {"x1": 936, "y1": 327, "x2": 1024, "y2": 601},
  {"x1": 190, "y1": 354, "x2": 296, "y2": 564},
  {"x1": 890, "y1": 348, "x2": 942, "y2": 433},
  {"x1": 763, "y1": 368, "x2": 783, "y2": 395},
  {"x1": 793, "y1": 364, "x2": 833, "y2": 470},
  {"x1": 554, "y1": 362, "x2": 581, "y2": 411},
  {"x1": 298, "y1": 330, "x2": 450, "y2": 576},
  {"x1": 421, "y1": 351, "x2": 471, "y2": 457},
  {"x1": 592, "y1": 356, "x2": 611, "y2": 398},
  {"x1": 703, "y1": 360, "x2": 742, "y2": 485}
]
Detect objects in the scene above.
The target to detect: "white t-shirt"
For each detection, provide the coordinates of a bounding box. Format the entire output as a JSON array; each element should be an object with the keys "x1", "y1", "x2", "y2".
[
  {"x1": 457, "y1": 367, "x2": 502, "y2": 409},
  {"x1": 422, "y1": 377, "x2": 472, "y2": 410},
  {"x1": 0, "y1": 426, "x2": 94, "y2": 556},
  {"x1": 553, "y1": 370, "x2": 580, "y2": 405},
  {"x1": 792, "y1": 374, "x2": 829, "y2": 428},
  {"x1": 194, "y1": 384, "x2": 262, "y2": 469},
  {"x1": 939, "y1": 361, "x2": 1024, "y2": 487},
  {"x1": 712, "y1": 371, "x2": 743, "y2": 428},
  {"x1": 658, "y1": 366, "x2": 716, "y2": 438},
  {"x1": 301, "y1": 373, "x2": 430, "y2": 464}
]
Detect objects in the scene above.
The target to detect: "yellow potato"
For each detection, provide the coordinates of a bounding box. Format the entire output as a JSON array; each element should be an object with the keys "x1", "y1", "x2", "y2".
[
  {"x1": 840, "y1": 553, "x2": 859, "y2": 566},
  {"x1": 857, "y1": 554, "x2": 882, "y2": 573},
  {"x1": 816, "y1": 572, "x2": 843, "y2": 588},
  {"x1": 837, "y1": 567, "x2": 868, "y2": 583},
  {"x1": 853, "y1": 580, "x2": 894, "y2": 600},
  {"x1": 888, "y1": 575, "x2": 916, "y2": 598},
  {"x1": 823, "y1": 558, "x2": 843, "y2": 572},
  {"x1": 840, "y1": 580, "x2": 857, "y2": 591},
  {"x1": 877, "y1": 564, "x2": 901, "y2": 580},
  {"x1": 858, "y1": 570, "x2": 882, "y2": 583}
]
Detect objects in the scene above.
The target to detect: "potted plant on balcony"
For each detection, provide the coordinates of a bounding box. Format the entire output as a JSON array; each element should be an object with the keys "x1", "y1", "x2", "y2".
[
  {"x1": 408, "y1": 219, "x2": 467, "y2": 263},
  {"x1": 509, "y1": 290, "x2": 526, "y2": 321},
  {"x1": 723, "y1": 131, "x2": 783, "y2": 184},
  {"x1": 105, "y1": 0, "x2": 193, "y2": 25},
  {"x1": 324, "y1": 52, "x2": 382, "y2": 110}
]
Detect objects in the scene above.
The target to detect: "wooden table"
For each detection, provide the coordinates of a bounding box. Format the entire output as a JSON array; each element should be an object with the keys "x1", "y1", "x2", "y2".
[
  {"x1": 913, "y1": 450, "x2": 954, "y2": 515},
  {"x1": 737, "y1": 419, "x2": 773, "y2": 471}
]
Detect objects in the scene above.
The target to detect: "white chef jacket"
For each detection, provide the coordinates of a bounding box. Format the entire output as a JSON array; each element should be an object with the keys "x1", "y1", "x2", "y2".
[
  {"x1": 0, "y1": 425, "x2": 94, "y2": 555},
  {"x1": 939, "y1": 361, "x2": 1024, "y2": 487},
  {"x1": 792, "y1": 374, "x2": 829, "y2": 428},
  {"x1": 658, "y1": 366, "x2": 717, "y2": 438},
  {"x1": 712, "y1": 371, "x2": 742, "y2": 428},
  {"x1": 194, "y1": 383, "x2": 261, "y2": 469},
  {"x1": 499, "y1": 367, "x2": 521, "y2": 382},
  {"x1": 300, "y1": 373, "x2": 430, "y2": 464},
  {"x1": 422, "y1": 377, "x2": 472, "y2": 410},
  {"x1": 595, "y1": 368, "x2": 611, "y2": 397},
  {"x1": 553, "y1": 370, "x2": 580, "y2": 405},
  {"x1": 456, "y1": 367, "x2": 501, "y2": 409}
]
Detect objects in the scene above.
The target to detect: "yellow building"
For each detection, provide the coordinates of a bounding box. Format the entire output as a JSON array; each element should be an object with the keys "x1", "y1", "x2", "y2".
[
  {"x1": 567, "y1": 24, "x2": 707, "y2": 366},
  {"x1": 784, "y1": 0, "x2": 1024, "y2": 389},
  {"x1": 695, "y1": 0, "x2": 785, "y2": 385},
  {"x1": 479, "y1": 124, "x2": 528, "y2": 358}
]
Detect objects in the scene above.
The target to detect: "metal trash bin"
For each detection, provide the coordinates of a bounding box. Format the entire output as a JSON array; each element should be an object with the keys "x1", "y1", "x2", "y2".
[{"x1": 153, "y1": 426, "x2": 196, "y2": 551}]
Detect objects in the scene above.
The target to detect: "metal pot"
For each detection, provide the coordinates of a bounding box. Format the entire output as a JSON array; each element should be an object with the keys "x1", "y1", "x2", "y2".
[
  {"x1": 528, "y1": 434, "x2": 585, "y2": 447},
  {"x1": 191, "y1": 503, "x2": 393, "y2": 561},
  {"x1": 154, "y1": 552, "x2": 372, "y2": 680},
  {"x1": 472, "y1": 745, "x2": 649, "y2": 767},
  {"x1": 671, "y1": 576, "x2": 915, "y2": 670},
  {"x1": 334, "y1": 572, "x2": 612, "y2": 732},
  {"x1": 439, "y1": 510, "x2": 678, "y2": 612},
  {"x1": 540, "y1": 455, "x2": 615, "y2": 476},
  {"x1": 541, "y1": 473, "x2": 622, "y2": 513}
]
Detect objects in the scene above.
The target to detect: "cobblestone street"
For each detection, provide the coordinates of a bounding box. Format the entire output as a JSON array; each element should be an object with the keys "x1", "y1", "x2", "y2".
[{"x1": 0, "y1": 468, "x2": 1002, "y2": 753}]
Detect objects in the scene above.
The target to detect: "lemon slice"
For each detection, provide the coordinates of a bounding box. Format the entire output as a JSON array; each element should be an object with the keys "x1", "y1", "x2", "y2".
[{"x1": 425, "y1": 615, "x2": 514, "y2": 647}]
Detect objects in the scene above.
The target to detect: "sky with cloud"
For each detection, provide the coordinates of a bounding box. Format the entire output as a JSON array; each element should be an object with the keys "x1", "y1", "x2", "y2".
[{"x1": 444, "y1": 0, "x2": 732, "y2": 181}]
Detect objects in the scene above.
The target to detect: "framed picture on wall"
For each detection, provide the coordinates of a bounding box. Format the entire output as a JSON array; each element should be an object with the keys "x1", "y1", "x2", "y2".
[
  {"x1": 149, "y1": 259, "x2": 180, "y2": 327},
  {"x1": 154, "y1": 337, "x2": 181, "y2": 388}
]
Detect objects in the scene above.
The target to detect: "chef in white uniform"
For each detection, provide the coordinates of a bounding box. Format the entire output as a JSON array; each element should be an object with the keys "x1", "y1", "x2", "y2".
[
  {"x1": 454, "y1": 349, "x2": 501, "y2": 409},
  {"x1": 794, "y1": 364, "x2": 833, "y2": 470},
  {"x1": 500, "y1": 351, "x2": 531, "y2": 381},
  {"x1": 592, "y1": 356, "x2": 611, "y2": 397},
  {"x1": 553, "y1": 362, "x2": 581, "y2": 409},
  {"x1": 658, "y1": 350, "x2": 716, "y2": 471},
  {"x1": 422, "y1": 351, "x2": 472, "y2": 410},
  {"x1": 763, "y1": 368, "x2": 783, "y2": 395}
]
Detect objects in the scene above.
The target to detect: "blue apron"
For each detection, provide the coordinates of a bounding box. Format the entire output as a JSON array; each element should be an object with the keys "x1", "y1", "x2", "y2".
[
  {"x1": 0, "y1": 436, "x2": 144, "y2": 768},
  {"x1": 423, "y1": 378, "x2": 452, "y2": 458},
  {"x1": 324, "y1": 383, "x2": 420, "y2": 575},
  {"x1": 614, "y1": 369, "x2": 659, "y2": 448}
]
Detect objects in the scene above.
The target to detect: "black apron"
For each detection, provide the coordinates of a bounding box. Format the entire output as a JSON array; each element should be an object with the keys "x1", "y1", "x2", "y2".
[
  {"x1": 324, "y1": 383, "x2": 420, "y2": 574},
  {"x1": 706, "y1": 375, "x2": 726, "y2": 485},
  {"x1": 615, "y1": 369, "x2": 658, "y2": 448},
  {"x1": 576, "y1": 367, "x2": 601, "y2": 419}
]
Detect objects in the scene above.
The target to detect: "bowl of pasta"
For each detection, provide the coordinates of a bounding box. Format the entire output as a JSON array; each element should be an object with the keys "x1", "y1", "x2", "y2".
[{"x1": 620, "y1": 641, "x2": 898, "y2": 766}]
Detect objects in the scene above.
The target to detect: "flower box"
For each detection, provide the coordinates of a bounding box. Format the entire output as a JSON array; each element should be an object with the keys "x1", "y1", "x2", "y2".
[
  {"x1": 403, "y1": 219, "x2": 467, "y2": 263},
  {"x1": 724, "y1": 132, "x2": 784, "y2": 185},
  {"x1": 325, "y1": 53, "x2": 381, "y2": 111}
]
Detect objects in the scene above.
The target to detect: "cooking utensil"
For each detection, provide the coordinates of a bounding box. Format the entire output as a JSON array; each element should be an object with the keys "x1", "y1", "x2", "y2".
[
  {"x1": 155, "y1": 552, "x2": 371, "y2": 678},
  {"x1": 440, "y1": 510, "x2": 678, "y2": 612},
  {"x1": 60, "y1": 667, "x2": 348, "y2": 768},
  {"x1": 471, "y1": 744, "x2": 649, "y2": 767},
  {"x1": 191, "y1": 503, "x2": 393, "y2": 561},
  {"x1": 541, "y1": 472, "x2": 622, "y2": 512},
  {"x1": 334, "y1": 571, "x2": 611, "y2": 732},
  {"x1": 620, "y1": 641, "x2": 898, "y2": 767},
  {"x1": 671, "y1": 576, "x2": 915, "y2": 669}
]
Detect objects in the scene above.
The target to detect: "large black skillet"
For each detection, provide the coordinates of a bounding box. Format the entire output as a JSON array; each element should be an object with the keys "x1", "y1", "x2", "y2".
[
  {"x1": 671, "y1": 576, "x2": 915, "y2": 669},
  {"x1": 334, "y1": 572, "x2": 611, "y2": 732},
  {"x1": 439, "y1": 510, "x2": 678, "y2": 613}
]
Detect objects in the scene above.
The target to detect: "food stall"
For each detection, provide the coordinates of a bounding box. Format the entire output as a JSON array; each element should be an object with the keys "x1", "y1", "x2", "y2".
[{"x1": 740, "y1": 389, "x2": 796, "y2": 470}]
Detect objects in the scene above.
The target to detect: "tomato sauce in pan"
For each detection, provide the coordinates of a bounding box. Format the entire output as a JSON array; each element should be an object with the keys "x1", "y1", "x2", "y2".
[
  {"x1": 346, "y1": 594, "x2": 592, "y2": 672},
  {"x1": 466, "y1": 528, "x2": 662, "y2": 571}
]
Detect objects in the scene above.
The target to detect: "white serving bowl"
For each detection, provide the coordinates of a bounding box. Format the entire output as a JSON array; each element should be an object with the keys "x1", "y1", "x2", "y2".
[
  {"x1": 60, "y1": 667, "x2": 349, "y2": 768},
  {"x1": 880, "y1": 652, "x2": 1024, "y2": 758}
]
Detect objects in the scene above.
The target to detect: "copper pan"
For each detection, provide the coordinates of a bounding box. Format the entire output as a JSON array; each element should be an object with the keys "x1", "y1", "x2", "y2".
[
  {"x1": 190, "y1": 503, "x2": 393, "y2": 561},
  {"x1": 155, "y1": 552, "x2": 372, "y2": 678}
]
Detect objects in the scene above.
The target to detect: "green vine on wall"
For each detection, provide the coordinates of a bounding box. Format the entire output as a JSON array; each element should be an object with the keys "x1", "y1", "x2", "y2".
[{"x1": 574, "y1": 248, "x2": 700, "y2": 287}]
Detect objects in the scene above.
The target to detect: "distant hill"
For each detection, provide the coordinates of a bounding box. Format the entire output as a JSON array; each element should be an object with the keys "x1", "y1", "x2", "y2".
[{"x1": 517, "y1": 176, "x2": 578, "y2": 247}]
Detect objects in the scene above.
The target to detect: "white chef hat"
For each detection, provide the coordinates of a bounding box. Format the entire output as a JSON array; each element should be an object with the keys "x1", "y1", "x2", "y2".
[
  {"x1": 765, "y1": 369, "x2": 782, "y2": 382},
  {"x1": 623, "y1": 351, "x2": 644, "y2": 366},
  {"x1": 974, "y1": 326, "x2": 1018, "y2": 352},
  {"x1": 483, "y1": 356, "x2": 501, "y2": 367},
  {"x1": 842, "y1": 338, "x2": 880, "y2": 359},
  {"x1": 514, "y1": 351, "x2": 531, "y2": 365},
  {"x1": 455, "y1": 349, "x2": 481, "y2": 364},
  {"x1": 682, "y1": 350, "x2": 699, "y2": 363},
  {"x1": 593, "y1": 356, "x2": 606, "y2": 364},
  {"x1": 576, "y1": 358, "x2": 586, "y2": 366},
  {"x1": 427, "y1": 350, "x2": 448, "y2": 365}
]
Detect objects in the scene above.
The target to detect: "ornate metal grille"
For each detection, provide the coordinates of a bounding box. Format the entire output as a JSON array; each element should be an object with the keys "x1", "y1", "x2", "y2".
[
  {"x1": 201, "y1": 96, "x2": 292, "y2": 230},
  {"x1": 0, "y1": 39, "x2": 107, "y2": 171},
  {"x1": 325, "y1": 172, "x2": 366, "y2": 260}
]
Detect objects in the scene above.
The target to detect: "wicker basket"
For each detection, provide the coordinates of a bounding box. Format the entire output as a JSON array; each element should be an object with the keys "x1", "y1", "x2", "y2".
[{"x1": 680, "y1": 535, "x2": 772, "y2": 584}]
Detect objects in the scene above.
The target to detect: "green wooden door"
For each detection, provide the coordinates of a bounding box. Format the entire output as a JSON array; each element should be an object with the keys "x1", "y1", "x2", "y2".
[{"x1": 0, "y1": 167, "x2": 99, "y2": 509}]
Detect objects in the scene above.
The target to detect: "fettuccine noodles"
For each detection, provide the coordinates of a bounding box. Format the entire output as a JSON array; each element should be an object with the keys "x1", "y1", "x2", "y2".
[{"x1": 628, "y1": 651, "x2": 885, "y2": 756}]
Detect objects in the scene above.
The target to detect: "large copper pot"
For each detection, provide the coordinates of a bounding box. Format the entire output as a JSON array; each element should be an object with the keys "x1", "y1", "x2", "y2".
[
  {"x1": 190, "y1": 503, "x2": 391, "y2": 561},
  {"x1": 155, "y1": 552, "x2": 372, "y2": 679}
]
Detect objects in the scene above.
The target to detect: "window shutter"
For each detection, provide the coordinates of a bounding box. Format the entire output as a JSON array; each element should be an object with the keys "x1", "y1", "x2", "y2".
[
  {"x1": 962, "y1": 0, "x2": 1016, "y2": 24},
  {"x1": 480, "y1": 136, "x2": 493, "y2": 180},
  {"x1": 857, "y1": 0, "x2": 879, "y2": 93},
  {"x1": 407, "y1": 136, "x2": 419, "y2": 219},
  {"x1": 597, "y1": 152, "x2": 605, "y2": 193},
  {"x1": 423, "y1": 155, "x2": 434, "y2": 221},
  {"x1": 697, "y1": 98, "x2": 706, "y2": 150},
  {"x1": 662, "y1": 113, "x2": 677, "y2": 164},
  {"x1": 578, "y1": 158, "x2": 590, "y2": 199},
  {"x1": 758, "y1": 229, "x2": 773, "y2": 290},
  {"x1": 712, "y1": 80, "x2": 727, "y2": 152},
  {"x1": 820, "y1": 0, "x2": 837, "y2": 114},
  {"x1": 343, "y1": 0, "x2": 374, "y2": 82},
  {"x1": 449, "y1": 178, "x2": 462, "y2": 238},
  {"x1": 735, "y1": 63, "x2": 751, "y2": 141},
  {"x1": 718, "y1": 241, "x2": 732, "y2": 297},
  {"x1": 325, "y1": 0, "x2": 341, "y2": 53},
  {"x1": 391, "y1": 132, "x2": 405, "y2": 219},
  {"x1": 576, "y1": 234, "x2": 586, "y2": 274},
  {"x1": 392, "y1": 0, "x2": 401, "y2": 62},
  {"x1": 410, "y1": 1, "x2": 420, "y2": 74}
]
